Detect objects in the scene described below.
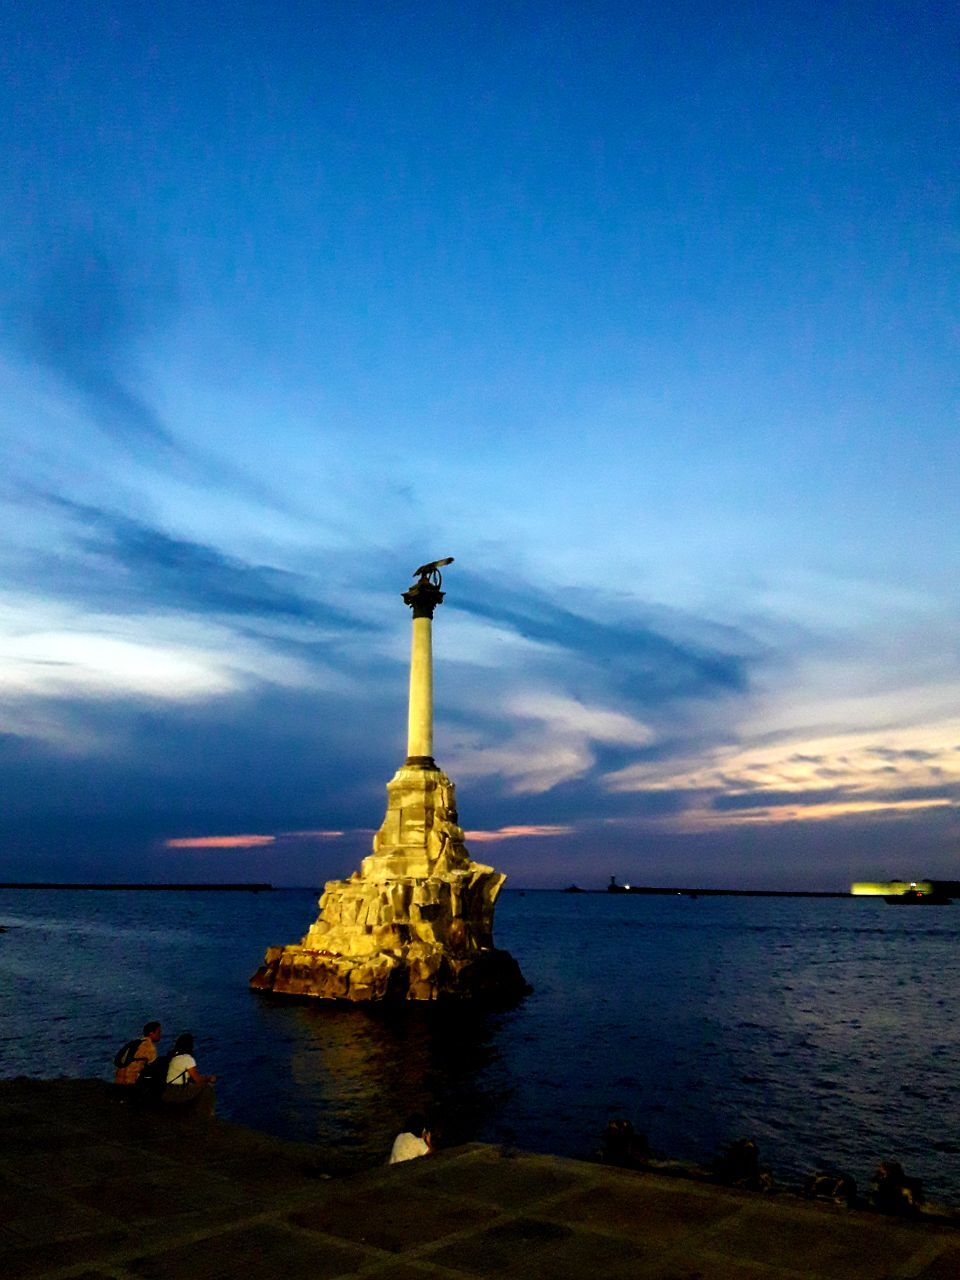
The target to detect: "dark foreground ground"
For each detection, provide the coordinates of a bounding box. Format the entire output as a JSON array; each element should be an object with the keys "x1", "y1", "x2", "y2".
[{"x1": 1, "y1": 1079, "x2": 958, "y2": 1280}]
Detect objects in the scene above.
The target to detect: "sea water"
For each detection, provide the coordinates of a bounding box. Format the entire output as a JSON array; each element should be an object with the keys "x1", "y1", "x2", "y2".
[{"x1": 1, "y1": 887, "x2": 958, "y2": 1200}]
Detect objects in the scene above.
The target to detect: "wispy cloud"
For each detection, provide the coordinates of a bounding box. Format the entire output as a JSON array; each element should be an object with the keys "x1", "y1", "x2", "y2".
[
  {"x1": 164, "y1": 829, "x2": 346, "y2": 851},
  {"x1": 712, "y1": 798, "x2": 954, "y2": 824},
  {"x1": 453, "y1": 572, "x2": 749, "y2": 703},
  {"x1": 604, "y1": 720, "x2": 960, "y2": 828},
  {"x1": 0, "y1": 605, "x2": 238, "y2": 703},
  {"x1": 166, "y1": 834, "x2": 277, "y2": 849},
  {"x1": 433, "y1": 570, "x2": 760, "y2": 800},
  {"x1": 7, "y1": 233, "x2": 178, "y2": 451},
  {"x1": 282, "y1": 829, "x2": 346, "y2": 839},
  {"x1": 447, "y1": 691, "x2": 656, "y2": 795},
  {"x1": 465, "y1": 824, "x2": 574, "y2": 842},
  {"x1": 3, "y1": 231, "x2": 301, "y2": 513},
  {"x1": 25, "y1": 495, "x2": 372, "y2": 631},
  {"x1": 0, "y1": 592, "x2": 336, "y2": 717}
]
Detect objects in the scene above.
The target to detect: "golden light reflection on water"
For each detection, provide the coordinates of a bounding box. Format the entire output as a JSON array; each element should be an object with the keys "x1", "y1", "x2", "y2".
[{"x1": 280, "y1": 1001, "x2": 507, "y2": 1170}]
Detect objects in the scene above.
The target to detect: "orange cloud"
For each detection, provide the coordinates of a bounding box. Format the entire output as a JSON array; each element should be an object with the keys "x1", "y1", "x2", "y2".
[
  {"x1": 604, "y1": 719, "x2": 960, "y2": 831},
  {"x1": 465, "y1": 824, "x2": 573, "y2": 842},
  {"x1": 165, "y1": 834, "x2": 276, "y2": 849}
]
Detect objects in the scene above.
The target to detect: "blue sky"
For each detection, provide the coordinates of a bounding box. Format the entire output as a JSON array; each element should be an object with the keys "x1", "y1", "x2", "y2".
[{"x1": 1, "y1": 1, "x2": 958, "y2": 888}]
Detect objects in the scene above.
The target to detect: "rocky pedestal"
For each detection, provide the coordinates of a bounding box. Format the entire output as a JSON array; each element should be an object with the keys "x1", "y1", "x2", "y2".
[{"x1": 250, "y1": 765, "x2": 528, "y2": 1003}]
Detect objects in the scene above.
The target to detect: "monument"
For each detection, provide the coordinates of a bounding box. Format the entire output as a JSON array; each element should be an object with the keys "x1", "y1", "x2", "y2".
[{"x1": 250, "y1": 559, "x2": 528, "y2": 1003}]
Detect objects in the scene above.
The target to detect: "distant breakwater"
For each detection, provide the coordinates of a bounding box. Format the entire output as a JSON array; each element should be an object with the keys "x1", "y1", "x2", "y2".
[
  {"x1": 566, "y1": 883, "x2": 850, "y2": 897},
  {"x1": 0, "y1": 882, "x2": 274, "y2": 892}
]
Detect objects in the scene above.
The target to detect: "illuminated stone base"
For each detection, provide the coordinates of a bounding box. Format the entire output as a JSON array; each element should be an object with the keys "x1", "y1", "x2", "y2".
[
  {"x1": 250, "y1": 765, "x2": 528, "y2": 1004},
  {"x1": 249, "y1": 935, "x2": 526, "y2": 1003}
]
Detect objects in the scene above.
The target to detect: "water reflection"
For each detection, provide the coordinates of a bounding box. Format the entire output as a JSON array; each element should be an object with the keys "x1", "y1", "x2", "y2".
[{"x1": 262, "y1": 1000, "x2": 511, "y2": 1170}]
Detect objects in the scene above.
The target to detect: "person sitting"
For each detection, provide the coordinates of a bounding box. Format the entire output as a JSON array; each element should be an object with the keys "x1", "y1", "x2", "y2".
[
  {"x1": 114, "y1": 1021, "x2": 162, "y2": 1086},
  {"x1": 162, "y1": 1032, "x2": 216, "y2": 1105},
  {"x1": 389, "y1": 1115, "x2": 432, "y2": 1164},
  {"x1": 599, "y1": 1117, "x2": 649, "y2": 1169}
]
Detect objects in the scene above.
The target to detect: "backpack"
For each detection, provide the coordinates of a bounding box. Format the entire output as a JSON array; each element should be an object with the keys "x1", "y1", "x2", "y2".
[
  {"x1": 113, "y1": 1038, "x2": 143, "y2": 1070},
  {"x1": 134, "y1": 1051, "x2": 172, "y2": 1100}
]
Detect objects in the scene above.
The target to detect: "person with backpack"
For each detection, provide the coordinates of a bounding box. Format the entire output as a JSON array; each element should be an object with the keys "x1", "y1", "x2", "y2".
[{"x1": 113, "y1": 1021, "x2": 162, "y2": 1086}]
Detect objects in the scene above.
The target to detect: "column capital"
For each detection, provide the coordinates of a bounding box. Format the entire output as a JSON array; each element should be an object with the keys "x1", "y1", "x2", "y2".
[{"x1": 402, "y1": 580, "x2": 444, "y2": 619}]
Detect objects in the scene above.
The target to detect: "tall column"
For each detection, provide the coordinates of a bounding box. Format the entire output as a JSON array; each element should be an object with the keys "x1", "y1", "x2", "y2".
[
  {"x1": 402, "y1": 561, "x2": 450, "y2": 768},
  {"x1": 407, "y1": 613, "x2": 434, "y2": 762}
]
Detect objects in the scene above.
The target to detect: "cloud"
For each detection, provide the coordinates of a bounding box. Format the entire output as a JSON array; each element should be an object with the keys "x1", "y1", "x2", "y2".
[
  {"x1": 281, "y1": 830, "x2": 346, "y2": 839},
  {"x1": 434, "y1": 574, "x2": 756, "y2": 799},
  {"x1": 447, "y1": 695, "x2": 654, "y2": 796},
  {"x1": 26, "y1": 495, "x2": 371, "y2": 631},
  {"x1": 166, "y1": 834, "x2": 276, "y2": 849},
  {"x1": 450, "y1": 734, "x2": 593, "y2": 795},
  {"x1": 0, "y1": 588, "x2": 356, "y2": 722},
  {"x1": 712, "y1": 786, "x2": 956, "y2": 814},
  {"x1": 0, "y1": 680, "x2": 397, "y2": 829},
  {"x1": 511, "y1": 692, "x2": 654, "y2": 747},
  {"x1": 865, "y1": 746, "x2": 941, "y2": 763},
  {"x1": 13, "y1": 526, "x2": 957, "y2": 885},
  {"x1": 7, "y1": 232, "x2": 178, "y2": 450},
  {"x1": 2, "y1": 231, "x2": 299, "y2": 512},
  {"x1": 465, "y1": 824, "x2": 574, "y2": 842},
  {"x1": 0, "y1": 624, "x2": 238, "y2": 702},
  {"x1": 452, "y1": 572, "x2": 749, "y2": 704},
  {"x1": 604, "y1": 719, "x2": 960, "y2": 829},
  {"x1": 163, "y1": 829, "x2": 347, "y2": 852},
  {"x1": 713, "y1": 798, "x2": 954, "y2": 824}
]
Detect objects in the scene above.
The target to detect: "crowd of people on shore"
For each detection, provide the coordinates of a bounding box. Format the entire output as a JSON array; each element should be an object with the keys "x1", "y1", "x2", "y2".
[
  {"x1": 110, "y1": 1020, "x2": 936, "y2": 1206},
  {"x1": 597, "y1": 1117, "x2": 931, "y2": 1217},
  {"x1": 110, "y1": 1024, "x2": 934, "y2": 1205}
]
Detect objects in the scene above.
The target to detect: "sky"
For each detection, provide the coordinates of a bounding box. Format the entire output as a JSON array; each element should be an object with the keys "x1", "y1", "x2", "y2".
[{"x1": 0, "y1": 1, "x2": 957, "y2": 889}]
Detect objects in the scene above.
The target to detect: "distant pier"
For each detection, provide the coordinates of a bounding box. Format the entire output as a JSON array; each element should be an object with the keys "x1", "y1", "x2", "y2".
[
  {"x1": 0, "y1": 882, "x2": 274, "y2": 891},
  {"x1": 603, "y1": 882, "x2": 849, "y2": 898}
]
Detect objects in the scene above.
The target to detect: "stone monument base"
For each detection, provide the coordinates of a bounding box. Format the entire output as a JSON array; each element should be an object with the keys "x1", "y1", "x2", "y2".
[
  {"x1": 250, "y1": 940, "x2": 527, "y2": 1003},
  {"x1": 250, "y1": 764, "x2": 529, "y2": 1004}
]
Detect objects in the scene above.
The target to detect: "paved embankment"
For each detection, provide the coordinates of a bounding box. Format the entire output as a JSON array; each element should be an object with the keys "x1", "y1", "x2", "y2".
[{"x1": 1, "y1": 1079, "x2": 958, "y2": 1279}]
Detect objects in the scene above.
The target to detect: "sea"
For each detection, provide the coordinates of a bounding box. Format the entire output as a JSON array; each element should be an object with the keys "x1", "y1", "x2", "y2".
[{"x1": 2, "y1": 887, "x2": 959, "y2": 1201}]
